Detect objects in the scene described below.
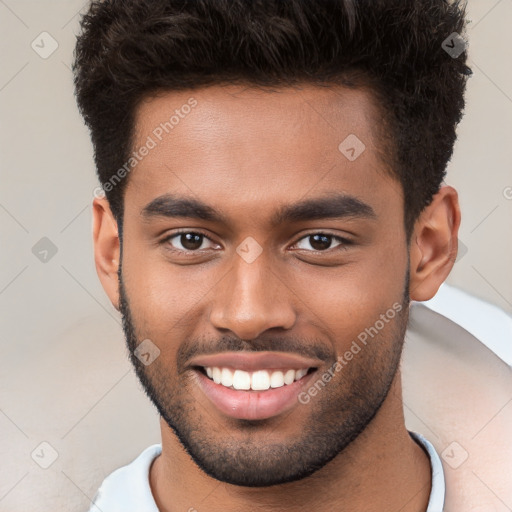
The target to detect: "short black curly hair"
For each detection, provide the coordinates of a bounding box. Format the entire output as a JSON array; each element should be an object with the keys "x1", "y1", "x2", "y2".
[{"x1": 73, "y1": 0, "x2": 471, "y2": 237}]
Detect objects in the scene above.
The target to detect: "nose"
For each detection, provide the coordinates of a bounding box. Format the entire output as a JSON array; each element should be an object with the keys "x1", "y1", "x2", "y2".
[{"x1": 209, "y1": 249, "x2": 296, "y2": 340}]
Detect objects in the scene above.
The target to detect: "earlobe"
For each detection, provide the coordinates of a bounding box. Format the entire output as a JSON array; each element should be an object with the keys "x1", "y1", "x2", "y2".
[
  {"x1": 92, "y1": 197, "x2": 121, "y2": 311},
  {"x1": 409, "y1": 186, "x2": 461, "y2": 302}
]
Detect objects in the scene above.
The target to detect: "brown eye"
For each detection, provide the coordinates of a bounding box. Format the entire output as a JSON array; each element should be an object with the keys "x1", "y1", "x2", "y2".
[
  {"x1": 163, "y1": 231, "x2": 216, "y2": 252},
  {"x1": 294, "y1": 233, "x2": 350, "y2": 252},
  {"x1": 178, "y1": 233, "x2": 204, "y2": 250}
]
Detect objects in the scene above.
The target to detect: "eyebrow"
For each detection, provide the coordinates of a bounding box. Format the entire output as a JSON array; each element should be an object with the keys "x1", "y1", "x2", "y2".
[{"x1": 141, "y1": 192, "x2": 377, "y2": 226}]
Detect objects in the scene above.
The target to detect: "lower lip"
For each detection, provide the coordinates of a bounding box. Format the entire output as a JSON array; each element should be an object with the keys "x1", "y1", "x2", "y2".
[{"x1": 194, "y1": 369, "x2": 316, "y2": 420}]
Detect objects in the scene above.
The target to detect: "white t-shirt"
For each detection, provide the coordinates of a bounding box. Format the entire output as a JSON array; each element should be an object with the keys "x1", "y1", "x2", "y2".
[{"x1": 89, "y1": 430, "x2": 445, "y2": 512}]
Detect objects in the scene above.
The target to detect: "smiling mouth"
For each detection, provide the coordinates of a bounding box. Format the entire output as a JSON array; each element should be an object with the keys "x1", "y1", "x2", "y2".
[
  {"x1": 197, "y1": 366, "x2": 316, "y2": 391},
  {"x1": 188, "y1": 351, "x2": 323, "y2": 420}
]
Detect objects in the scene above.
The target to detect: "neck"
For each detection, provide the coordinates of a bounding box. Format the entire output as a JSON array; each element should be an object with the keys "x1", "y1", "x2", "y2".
[{"x1": 150, "y1": 370, "x2": 431, "y2": 512}]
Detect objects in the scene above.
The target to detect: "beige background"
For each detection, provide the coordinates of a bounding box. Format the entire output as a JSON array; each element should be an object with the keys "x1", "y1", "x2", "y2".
[{"x1": 0, "y1": 1, "x2": 511, "y2": 510}]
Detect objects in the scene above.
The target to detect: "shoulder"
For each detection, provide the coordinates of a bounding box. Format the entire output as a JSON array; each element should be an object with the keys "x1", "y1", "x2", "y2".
[
  {"x1": 89, "y1": 444, "x2": 162, "y2": 512},
  {"x1": 403, "y1": 286, "x2": 512, "y2": 510}
]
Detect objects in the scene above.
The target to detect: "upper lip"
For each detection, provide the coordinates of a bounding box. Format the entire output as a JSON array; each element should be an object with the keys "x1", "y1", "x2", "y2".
[{"x1": 189, "y1": 351, "x2": 322, "y2": 372}]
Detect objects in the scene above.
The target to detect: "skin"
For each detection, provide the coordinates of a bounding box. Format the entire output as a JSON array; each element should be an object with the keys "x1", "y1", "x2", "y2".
[{"x1": 92, "y1": 84, "x2": 460, "y2": 511}]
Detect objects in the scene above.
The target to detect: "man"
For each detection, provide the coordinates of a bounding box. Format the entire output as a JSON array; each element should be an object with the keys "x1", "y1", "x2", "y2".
[{"x1": 72, "y1": 0, "x2": 488, "y2": 510}]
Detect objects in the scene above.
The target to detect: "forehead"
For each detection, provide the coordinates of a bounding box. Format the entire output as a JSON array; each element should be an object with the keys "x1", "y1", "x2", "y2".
[{"x1": 127, "y1": 83, "x2": 400, "y2": 222}]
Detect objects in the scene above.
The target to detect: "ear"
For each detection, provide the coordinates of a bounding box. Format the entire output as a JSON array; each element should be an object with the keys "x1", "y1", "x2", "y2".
[
  {"x1": 409, "y1": 185, "x2": 461, "y2": 301},
  {"x1": 92, "y1": 197, "x2": 121, "y2": 311}
]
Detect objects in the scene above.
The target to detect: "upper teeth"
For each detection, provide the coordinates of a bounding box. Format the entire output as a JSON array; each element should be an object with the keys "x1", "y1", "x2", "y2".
[{"x1": 204, "y1": 367, "x2": 309, "y2": 391}]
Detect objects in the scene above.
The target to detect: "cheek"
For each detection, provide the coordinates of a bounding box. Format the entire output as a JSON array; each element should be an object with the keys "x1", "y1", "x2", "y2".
[
  {"x1": 121, "y1": 237, "x2": 217, "y2": 337},
  {"x1": 291, "y1": 246, "x2": 407, "y2": 350}
]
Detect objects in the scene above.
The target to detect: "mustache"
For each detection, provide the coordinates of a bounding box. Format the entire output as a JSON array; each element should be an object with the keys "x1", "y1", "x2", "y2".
[{"x1": 177, "y1": 334, "x2": 334, "y2": 370}]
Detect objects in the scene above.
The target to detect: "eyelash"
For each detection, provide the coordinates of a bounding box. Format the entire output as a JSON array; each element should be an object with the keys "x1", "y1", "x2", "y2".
[{"x1": 160, "y1": 229, "x2": 353, "y2": 254}]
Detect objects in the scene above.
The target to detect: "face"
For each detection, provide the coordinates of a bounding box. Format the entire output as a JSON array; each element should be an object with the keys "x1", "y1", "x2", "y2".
[{"x1": 117, "y1": 84, "x2": 411, "y2": 486}]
